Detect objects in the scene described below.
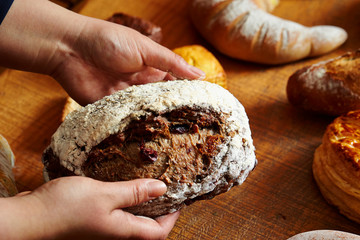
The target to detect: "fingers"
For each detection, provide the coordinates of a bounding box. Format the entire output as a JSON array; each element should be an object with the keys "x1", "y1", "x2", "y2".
[
  {"x1": 16, "y1": 191, "x2": 31, "y2": 197},
  {"x1": 94, "y1": 178, "x2": 177, "y2": 239},
  {"x1": 110, "y1": 210, "x2": 180, "y2": 240},
  {"x1": 124, "y1": 66, "x2": 177, "y2": 86},
  {"x1": 103, "y1": 179, "x2": 167, "y2": 209},
  {"x1": 139, "y1": 38, "x2": 205, "y2": 80},
  {"x1": 155, "y1": 211, "x2": 181, "y2": 231}
]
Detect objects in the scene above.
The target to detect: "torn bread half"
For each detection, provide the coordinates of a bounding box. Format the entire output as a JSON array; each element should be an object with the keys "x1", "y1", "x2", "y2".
[{"x1": 43, "y1": 80, "x2": 256, "y2": 217}]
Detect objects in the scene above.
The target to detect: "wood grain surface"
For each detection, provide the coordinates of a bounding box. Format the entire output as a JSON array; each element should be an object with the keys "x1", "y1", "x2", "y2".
[{"x1": 1, "y1": 0, "x2": 360, "y2": 239}]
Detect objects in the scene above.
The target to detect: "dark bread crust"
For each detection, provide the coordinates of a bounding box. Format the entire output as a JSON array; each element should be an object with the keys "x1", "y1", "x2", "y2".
[
  {"x1": 107, "y1": 13, "x2": 162, "y2": 43},
  {"x1": 287, "y1": 49, "x2": 360, "y2": 116}
]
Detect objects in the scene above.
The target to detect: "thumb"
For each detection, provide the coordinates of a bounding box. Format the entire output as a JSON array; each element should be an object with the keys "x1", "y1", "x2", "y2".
[
  {"x1": 140, "y1": 39, "x2": 205, "y2": 80},
  {"x1": 106, "y1": 179, "x2": 167, "y2": 208}
]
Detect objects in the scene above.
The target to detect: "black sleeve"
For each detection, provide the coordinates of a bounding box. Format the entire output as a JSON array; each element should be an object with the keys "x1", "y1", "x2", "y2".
[{"x1": 0, "y1": 0, "x2": 14, "y2": 25}]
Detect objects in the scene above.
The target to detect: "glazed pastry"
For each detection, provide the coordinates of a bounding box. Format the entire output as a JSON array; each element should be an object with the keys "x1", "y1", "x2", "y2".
[
  {"x1": 313, "y1": 110, "x2": 360, "y2": 223},
  {"x1": 190, "y1": 0, "x2": 347, "y2": 64},
  {"x1": 43, "y1": 80, "x2": 256, "y2": 217},
  {"x1": 173, "y1": 45, "x2": 227, "y2": 88},
  {"x1": 287, "y1": 49, "x2": 360, "y2": 116}
]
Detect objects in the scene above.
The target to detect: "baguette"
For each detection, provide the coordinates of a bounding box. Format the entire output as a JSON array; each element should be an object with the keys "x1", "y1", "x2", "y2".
[
  {"x1": 190, "y1": 0, "x2": 347, "y2": 64},
  {"x1": 287, "y1": 49, "x2": 360, "y2": 116}
]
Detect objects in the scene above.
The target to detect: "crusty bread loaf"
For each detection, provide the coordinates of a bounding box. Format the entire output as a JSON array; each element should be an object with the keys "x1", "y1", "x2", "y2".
[
  {"x1": 43, "y1": 80, "x2": 257, "y2": 218},
  {"x1": 0, "y1": 135, "x2": 18, "y2": 197},
  {"x1": 313, "y1": 110, "x2": 360, "y2": 224},
  {"x1": 190, "y1": 0, "x2": 347, "y2": 64},
  {"x1": 107, "y1": 13, "x2": 162, "y2": 43},
  {"x1": 287, "y1": 49, "x2": 360, "y2": 116},
  {"x1": 173, "y1": 45, "x2": 227, "y2": 88}
]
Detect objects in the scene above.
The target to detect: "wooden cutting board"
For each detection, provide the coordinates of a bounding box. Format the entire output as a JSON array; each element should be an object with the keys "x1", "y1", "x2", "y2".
[{"x1": 0, "y1": 0, "x2": 360, "y2": 239}]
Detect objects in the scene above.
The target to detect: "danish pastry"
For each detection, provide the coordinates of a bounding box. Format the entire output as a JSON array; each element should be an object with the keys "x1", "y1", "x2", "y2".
[{"x1": 313, "y1": 110, "x2": 360, "y2": 223}]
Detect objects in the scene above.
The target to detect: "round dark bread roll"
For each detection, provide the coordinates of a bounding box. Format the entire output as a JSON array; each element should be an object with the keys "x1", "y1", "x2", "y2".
[
  {"x1": 42, "y1": 80, "x2": 257, "y2": 218},
  {"x1": 287, "y1": 49, "x2": 360, "y2": 116},
  {"x1": 107, "y1": 13, "x2": 162, "y2": 43}
]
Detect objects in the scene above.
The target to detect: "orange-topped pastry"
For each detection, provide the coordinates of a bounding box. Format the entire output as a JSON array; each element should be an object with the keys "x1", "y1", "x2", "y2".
[
  {"x1": 313, "y1": 110, "x2": 360, "y2": 223},
  {"x1": 173, "y1": 45, "x2": 227, "y2": 89}
]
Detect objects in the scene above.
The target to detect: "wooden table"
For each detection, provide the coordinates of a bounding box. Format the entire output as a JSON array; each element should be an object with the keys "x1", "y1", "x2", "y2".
[{"x1": 1, "y1": 0, "x2": 360, "y2": 239}]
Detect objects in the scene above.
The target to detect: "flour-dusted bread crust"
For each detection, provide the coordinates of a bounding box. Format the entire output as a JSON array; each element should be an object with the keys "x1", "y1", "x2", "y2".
[
  {"x1": 287, "y1": 230, "x2": 360, "y2": 240},
  {"x1": 287, "y1": 49, "x2": 360, "y2": 116},
  {"x1": 190, "y1": 0, "x2": 347, "y2": 64},
  {"x1": 42, "y1": 80, "x2": 256, "y2": 217},
  {"x1": 313, "y1": 110, "x2": 360, "y2": 224}
]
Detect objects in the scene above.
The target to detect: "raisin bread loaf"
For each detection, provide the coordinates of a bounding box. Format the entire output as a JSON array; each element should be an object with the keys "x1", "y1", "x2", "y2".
[{"x1": 42, "y1": 80, "x2": 257, "y2": 217}]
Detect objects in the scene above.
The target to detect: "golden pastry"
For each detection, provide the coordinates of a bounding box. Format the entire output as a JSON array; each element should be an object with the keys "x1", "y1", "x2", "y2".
[
  {"x1": 173, "y1": 45, "x2": 227, "y2": 89},
  {"x1": 313, "y1": 110, "x2": 360, "y2": 223}
]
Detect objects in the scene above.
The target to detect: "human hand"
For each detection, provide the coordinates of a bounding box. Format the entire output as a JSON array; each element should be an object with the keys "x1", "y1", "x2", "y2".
[
  {"x1": 0, "y1": 177, "x2": 179, "y2": 240},
  {"x1": 0, "y1": 0, "x2": 205, "y2": 106},
  {"x1": 51, "y1": 18, "x2": 205, "y2": 105}
]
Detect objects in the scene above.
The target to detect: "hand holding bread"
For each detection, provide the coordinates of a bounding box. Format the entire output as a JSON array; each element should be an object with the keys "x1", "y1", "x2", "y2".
[{"x1": 43, "y1": 80, "x2": 257, "y2": 218}]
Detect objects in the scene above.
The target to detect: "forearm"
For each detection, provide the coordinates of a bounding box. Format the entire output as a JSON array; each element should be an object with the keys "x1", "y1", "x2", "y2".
[
  {"x1": 0, "y1": 196, "x2": 52, "y2": 240},
  {"x1": 0, "y1": 0, "x2": 84, "y2": 75}
]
